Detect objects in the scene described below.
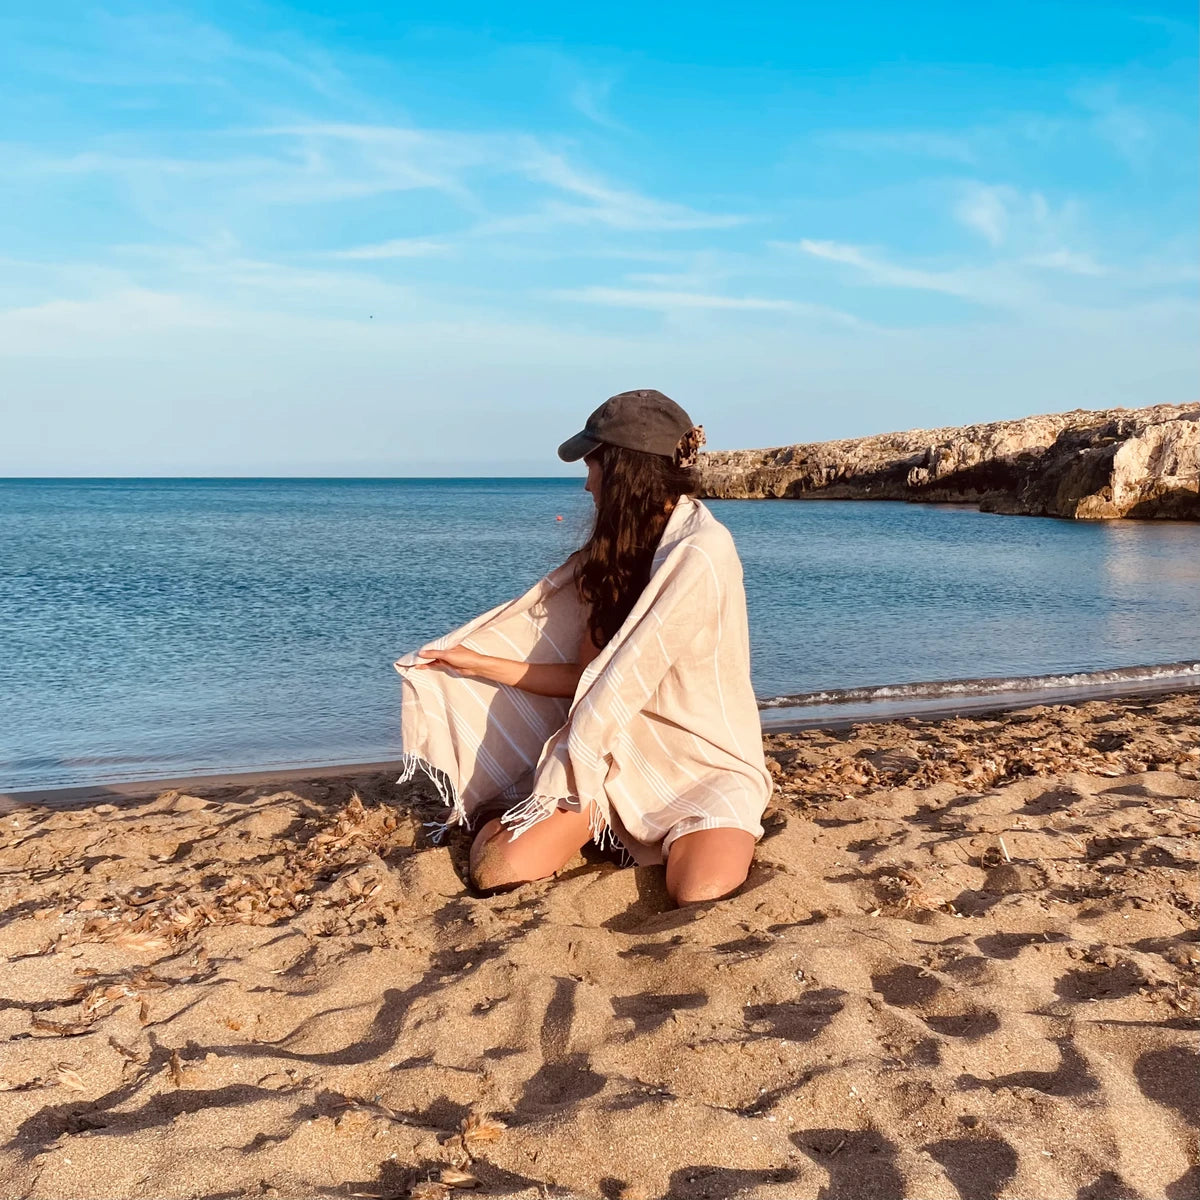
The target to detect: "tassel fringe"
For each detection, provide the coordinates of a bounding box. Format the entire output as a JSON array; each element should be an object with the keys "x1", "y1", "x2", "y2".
[
  {"x1": 587, "y1": 800, "x2": 617, "y2": 854},
  {"x1": 499, "y1": 792, "x2": 562, "y2": 839},
  {"x1": 500, "y1": 792, "x2": 626, "y2": 860},
  {"x1": 397, "y1": 753, "x2": 629, "y2": 860},
  {"x1": 396, "y1": 753, "x2": 467, "y2": 843}
]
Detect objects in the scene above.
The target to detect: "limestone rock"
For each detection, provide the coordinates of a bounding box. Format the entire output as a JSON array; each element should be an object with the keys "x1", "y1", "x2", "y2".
[{"x1": 698, "y1": 404, "x2": 1199, "y2": 520}]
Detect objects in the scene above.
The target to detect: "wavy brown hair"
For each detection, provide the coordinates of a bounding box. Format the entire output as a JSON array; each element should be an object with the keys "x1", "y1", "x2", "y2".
[{"x1": 574, "y1": 441, "x2": 701, "y2": 648}]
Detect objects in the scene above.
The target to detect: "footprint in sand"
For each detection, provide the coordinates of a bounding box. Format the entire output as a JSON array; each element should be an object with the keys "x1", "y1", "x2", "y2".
[
  {"x1": 741, "y1": 987, "x2": 846, "y2": 1042},
  {"x1": 925, "y1": 1137, "x2": 1018, "y2": 1200},
  {"x1": 870, "y1": 963, "x2": 1001, "y2": 1040},
  {"x1": 958, "y1": 1037, "x2": 1100, "y2": 1098}
]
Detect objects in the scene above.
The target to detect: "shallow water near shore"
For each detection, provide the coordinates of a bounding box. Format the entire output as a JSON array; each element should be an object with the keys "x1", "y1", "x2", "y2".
[{"x1": 2, "y1": 478, "x2": 1199, "y2": 791}]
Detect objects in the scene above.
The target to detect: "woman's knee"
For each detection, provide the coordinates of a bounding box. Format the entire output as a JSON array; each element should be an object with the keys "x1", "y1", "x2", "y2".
[
  {"x1": 665, "y1": 828, "x2": 756, "y2": 906},
  {"x1": 469, "y1": 820, "x2": 529, "y2": 891},
  {"x1": 468, "y1": 809, "x2": 591, "y2": 892},
  {"x1": 669, "y1": 875, "x2": 745, "y2": 905}
]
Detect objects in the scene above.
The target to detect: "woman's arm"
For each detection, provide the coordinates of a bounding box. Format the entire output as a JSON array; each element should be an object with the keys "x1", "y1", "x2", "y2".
[{"x1": 416, "y1": 623, "x2": 603, "y2": 699}]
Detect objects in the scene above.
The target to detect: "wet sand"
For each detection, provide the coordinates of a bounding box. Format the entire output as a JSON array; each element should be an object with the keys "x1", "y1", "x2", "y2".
[{"x1": 1, "y1": 692, "x2": 1197, "y2": 1199}]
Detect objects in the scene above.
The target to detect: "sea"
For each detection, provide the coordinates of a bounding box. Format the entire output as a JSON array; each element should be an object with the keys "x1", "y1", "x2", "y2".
[{"x1": 2, "y1": 478, "x2": 1198, "y2": 793}]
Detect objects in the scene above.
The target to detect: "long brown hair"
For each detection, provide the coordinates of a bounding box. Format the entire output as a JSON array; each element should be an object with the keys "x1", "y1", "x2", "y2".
[{"x1": 574, "y1": 439, "x2": 701, "y2": 648}]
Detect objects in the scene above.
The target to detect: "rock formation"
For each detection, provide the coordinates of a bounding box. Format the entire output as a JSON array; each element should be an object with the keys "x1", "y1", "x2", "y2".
[{"x1": 698, "y1": 403, "x2": 1200, "y2": 520}]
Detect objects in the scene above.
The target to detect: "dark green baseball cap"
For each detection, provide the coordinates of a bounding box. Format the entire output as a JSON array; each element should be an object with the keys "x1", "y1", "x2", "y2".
[{"x1": 557, "y1": 389, "x2": 695, "y2": 462}]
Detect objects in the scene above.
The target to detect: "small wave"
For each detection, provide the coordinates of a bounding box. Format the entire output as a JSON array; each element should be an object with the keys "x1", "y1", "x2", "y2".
[{"x1": 758, "y1": 660, "x2": 1200, "y2": 710}]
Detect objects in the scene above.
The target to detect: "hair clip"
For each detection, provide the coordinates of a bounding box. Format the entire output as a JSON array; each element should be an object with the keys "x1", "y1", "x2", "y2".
[{"x1": 675, "y1": 424, "x2": 706, "y2": 468}]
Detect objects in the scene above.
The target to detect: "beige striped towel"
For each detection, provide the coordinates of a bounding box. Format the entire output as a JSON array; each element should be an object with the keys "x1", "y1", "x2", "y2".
[{"x1": 393, "y1": 494, "x2": 772, "y2": 865}]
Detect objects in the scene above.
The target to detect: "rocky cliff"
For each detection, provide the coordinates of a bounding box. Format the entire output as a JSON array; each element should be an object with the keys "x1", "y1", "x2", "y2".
[{"x1": 698, "y1": 403, "x2": 1200, "y2": 520}]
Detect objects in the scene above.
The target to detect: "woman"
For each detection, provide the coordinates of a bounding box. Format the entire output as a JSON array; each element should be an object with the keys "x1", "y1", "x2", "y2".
[{"x1": 394, "y1": 389, "x2": 771, "y2": 906}]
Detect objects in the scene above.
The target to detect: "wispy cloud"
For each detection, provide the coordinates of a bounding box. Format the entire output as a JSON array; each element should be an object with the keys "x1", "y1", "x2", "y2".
[
  {"x1": 554, "y1": 286, "x2": 795, "y2": 311},
  {"x1": 323, "y1": 239, "x2": 453, "y2": 261},
  {"x1": 10, "y1": 117, "x2": 745, "y2": 243},
  {"x1": 0, "y1": 288, "x2": 231, "y2": 348},
  {"x1": 777, "y1": 222, "x2": 1190, "y2": 312},
  {"x1": 250, "y1": 123, "x2": 489, "y2": 207},
  {"x1": 569, "y1": 78, "x2": 627, "y2": 131},
  {"x1": 951, "y1": 182, "x2": 1087, "y2": 264},
  {"x1": 1072, "y1": 84, "x2": 1156, "y2": 165},
  {"x1": 10, "y1": 9, "x2": 356, "y2": 105},
  {"x1": 1023, "y1": 248, "x2": 1106, "y2": 276},
  {"x1": 813, "y1": 79, "x2": 1182, "y2": 178},
  {"x1": 816, "y1": 128, "x2": 979, "y2": 164},
  {"x1": 789, "y1": 234, "x2": 1197, "y2": 308},
  {"x1": 954, "y1": 183, "x2": 1017, "y2": 246},
  {"x1": 510, "y1": 149, "x2": 747, "y2": 232},
  {"x1": 553, "y1": 285, "x2": 863, "y2": 326},
  {"x1": 788, "y1": 239, "x2": 981, "y2": 299},
  {"x1": 782, "y1": 237, "x2": 1077, "y2": 312},
  {"x1": 8, "y1": 135, "x2": 477, "y2": 217}
]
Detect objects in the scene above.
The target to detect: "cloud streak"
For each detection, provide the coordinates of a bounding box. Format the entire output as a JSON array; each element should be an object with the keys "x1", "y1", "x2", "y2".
[
  {"x1": 955, "y1": 183, "x2": 1016, "y2": 246},
  {"x1": 553, "y1": 284, "x2": 863, "y2": 325},
  {"x1": 569, "y1": 77, "x2": 627, "y2": 131},
  {"x1": 324, "y1": 239, "x2": 453, "y2": 261},
  {"x1": 791, "y1": 239, "x2": 978, "y2": 298}
]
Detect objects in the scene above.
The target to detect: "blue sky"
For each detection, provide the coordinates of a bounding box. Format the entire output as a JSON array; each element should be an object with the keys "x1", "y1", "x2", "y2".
[{"x1": 1, "y1": 2, "x2": 1196, "y2": 474}]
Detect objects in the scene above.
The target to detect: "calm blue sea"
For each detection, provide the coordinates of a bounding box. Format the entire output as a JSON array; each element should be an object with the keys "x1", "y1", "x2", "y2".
[{"x1": 2, "y1": 478, "x2": 1198, "y2": 792}]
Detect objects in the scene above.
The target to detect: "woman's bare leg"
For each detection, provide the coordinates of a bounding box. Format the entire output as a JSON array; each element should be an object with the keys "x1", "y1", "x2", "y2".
[
  {"x1": 469, "y1": 806, "x2": 593, "y2": 892},
  {"x1": 665, "y1": 828, "x2": 756, "y2": 906}
]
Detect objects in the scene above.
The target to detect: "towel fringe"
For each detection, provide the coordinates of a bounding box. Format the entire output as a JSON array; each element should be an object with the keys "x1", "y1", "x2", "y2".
[
  {"x1": 397, "y1": 753, "x2": 632, "y2": 862},
  {"x1": 499, "y1": 792, "x2": 561, "y2": 839},
  {"x1": 587, "y1": 800, "x2": 617, "y2": 854},
  {"x1": 396, "y1": 753, "x2": 467, "y2": 842},
  {"x1": 594, "y1": 809, "x2": 633, "y2": 865},
  {"x1": 499, "y1": 792, "x2": 629, "y2": 863}
]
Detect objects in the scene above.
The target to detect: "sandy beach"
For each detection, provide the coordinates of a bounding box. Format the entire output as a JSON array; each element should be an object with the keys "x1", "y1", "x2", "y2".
[{"x1": 1, "y1": 692, "x2": 1197, "y2": 1200}]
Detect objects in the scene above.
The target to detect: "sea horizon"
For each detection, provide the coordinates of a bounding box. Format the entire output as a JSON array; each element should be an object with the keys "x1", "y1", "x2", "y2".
[{"x1": 1, "y1": 474, "x2": 588, "y2": 482}]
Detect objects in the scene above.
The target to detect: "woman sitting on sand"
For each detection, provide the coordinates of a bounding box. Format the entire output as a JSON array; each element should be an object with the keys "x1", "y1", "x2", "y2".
[{"x1": 394, "y1": 390, "x2": 771, "y2": 905}]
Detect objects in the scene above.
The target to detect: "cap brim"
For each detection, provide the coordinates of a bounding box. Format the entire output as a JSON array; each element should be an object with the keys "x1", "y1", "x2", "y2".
[{"x1": 557, "y1": 431, "x2": 601, "y2": 462}]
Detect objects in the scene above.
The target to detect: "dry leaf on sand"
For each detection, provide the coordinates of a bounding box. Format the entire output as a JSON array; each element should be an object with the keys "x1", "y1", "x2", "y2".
[
  {"x1": 439, "y1": 1168, "x2": 479, "y2": 1188},
  {"x1": 111, "y1": 930, "x2": 171, "y2": 954},
  {"x1": 54, "y1": 1063, "x2": 86, "y2": 1092},
  {"x1": 460, "y1": 1113, "x2": 504, "y2": 1151},
  {"x1": 31, "y1": 1016, "x2": 93, "y2": 1037},
  {"x1": 409, "y1": 1184, "x2": 451, "y2": 1200}
]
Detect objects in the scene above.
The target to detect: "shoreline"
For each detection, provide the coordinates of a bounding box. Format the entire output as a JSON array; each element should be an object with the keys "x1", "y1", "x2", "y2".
[
  {"x1": 6, "y1": 672, "x2": 1200, "y2": 810},
  {"x1": 759, "y1": 668, "x2": 1200, "y2": 730},
  {"x1": 0, "y1": 759, "x2": 406, "y2": 813}
]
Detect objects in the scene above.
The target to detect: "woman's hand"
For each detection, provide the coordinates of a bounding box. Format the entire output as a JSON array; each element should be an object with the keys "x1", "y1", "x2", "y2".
[
  {"x1": 415, "y1": 645, "x2": 487, "y2": 676},
  {"x1": 413, "y1": 643, "x2": 585, "y2": 698}
]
